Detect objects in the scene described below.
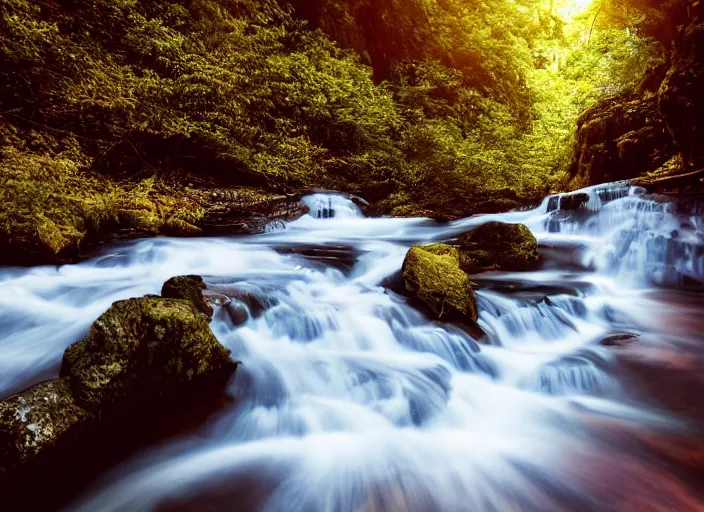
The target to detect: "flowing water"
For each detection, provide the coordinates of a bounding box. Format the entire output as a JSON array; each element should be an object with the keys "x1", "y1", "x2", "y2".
[{"x1": 2, "y1": 184, "x2": 704, "y2": 510}]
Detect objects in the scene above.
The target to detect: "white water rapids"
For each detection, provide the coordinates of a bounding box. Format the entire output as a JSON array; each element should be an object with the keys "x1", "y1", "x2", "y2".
[{"x1": 2, "y1": 184, "x2": 704, "y2": 510}]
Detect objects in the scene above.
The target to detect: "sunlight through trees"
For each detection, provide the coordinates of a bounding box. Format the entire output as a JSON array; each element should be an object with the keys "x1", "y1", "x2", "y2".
[{"x1": 0, "y1": 0, "x2": 683, "y2": 260}]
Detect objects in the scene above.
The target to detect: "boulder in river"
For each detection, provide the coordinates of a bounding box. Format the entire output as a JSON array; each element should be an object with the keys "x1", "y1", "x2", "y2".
[
  {"x1": 458, "y1": 221, "x2": 541, "y2": 273},
  {"x1": 402, "y1": 244, "x2": 477, "y2": 322},
  {"x1": 0, "y1": 276, "x2": 237, "y2": 484},
  {"x1": 162, "y1": 275, "x2": 214, "y2": 319},
  {"x1": 557, "y1": 192, "x2": 590, "y2": 211},
  {"x1": 61, "y1": 296, "x2": 236, "y2": 411}
]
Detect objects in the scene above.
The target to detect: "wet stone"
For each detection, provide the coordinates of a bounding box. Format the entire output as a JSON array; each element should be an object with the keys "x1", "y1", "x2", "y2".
[
  {"x1": 0, "y1": 379, "x2": 88, "y2": 474},
  {"x1": 600, "y1": 333, "x2": 640, "y2": 347},
  {"x1": 402, "y1": 244, "x2": 478, "y2": 322},
  {"x1": 162, "y1": 275, "x2": 214, "y2": 320},
  {"x1": 458, "y1": 222, "x2": 542, "y2": 272}
]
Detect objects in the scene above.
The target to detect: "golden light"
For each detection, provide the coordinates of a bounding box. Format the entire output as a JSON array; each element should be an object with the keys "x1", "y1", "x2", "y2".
[{"x1": 558, "y1": 0, "x2": 595, "y2": 20}]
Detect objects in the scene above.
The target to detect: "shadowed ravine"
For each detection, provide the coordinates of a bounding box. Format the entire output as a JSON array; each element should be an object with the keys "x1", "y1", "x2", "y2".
[{"x1": 2, "y1": 185, "x2": 704, "y2": 511}]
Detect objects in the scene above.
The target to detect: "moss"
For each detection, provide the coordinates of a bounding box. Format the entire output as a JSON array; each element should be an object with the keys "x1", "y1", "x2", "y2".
[
  {"x1": 0, "y1": 379, "x2": 88, "y2": 474},
  {"x1": 60, "y1": 297, "x2": 236, "y2": 411},
  {"x1": 389, "y1": 205, "x2": 436, "y2": 219},
  {"x1": 458, "y1": 222, "x2": 541, "y2": 272},
  {"x1": 163, "y1": 218, "x2": 203, "y2": 236},
  {"x1": 0, "y1": 133, "x2": 205, "y2": 264},
  {"x1": 402, "y1": 244, "x2": 477, "y2": 322}
]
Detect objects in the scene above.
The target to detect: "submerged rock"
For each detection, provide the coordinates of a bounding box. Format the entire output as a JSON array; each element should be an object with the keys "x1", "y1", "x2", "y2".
[
  {"x1": 162, "y1": 275, "x2": 214, "y2": 319},
  {"x1": 458, "y1": 222, "x2": 541, "y2": 272},
  {"x1": 402, "y1": 244, "x2": 477, "y2": 322},
  {"x1": 275, "y1": 245, "x2": 360, "y2": 273},
  {"x1": 600, "y1": 333, "x2": 640, "y2": 347},
  {"x1": 207, "y1": 282, "x2": 275, "y2": 318},
  {"x1": 0, "y1": 277, "x2": 237, "y2": 482},
  {"x1": 222, "y1": 299, "x2": 250, "y2": 327}
]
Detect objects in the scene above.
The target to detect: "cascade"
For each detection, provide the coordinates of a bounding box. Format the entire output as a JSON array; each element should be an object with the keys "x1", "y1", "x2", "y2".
[{"x1": 1, "y1": 185, "x2": 703, "y2": 510}]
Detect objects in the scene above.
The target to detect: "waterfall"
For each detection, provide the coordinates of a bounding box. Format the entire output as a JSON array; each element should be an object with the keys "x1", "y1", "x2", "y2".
[
  {"x1": 301, "y1": 193, "x2": 363, "y2": 220},
  {"x1": 1, "y1": 184, "x2": 703, "y2": 511},
  {"x1": 539, "y1": 184, "x2": 704, "y2": 285}
]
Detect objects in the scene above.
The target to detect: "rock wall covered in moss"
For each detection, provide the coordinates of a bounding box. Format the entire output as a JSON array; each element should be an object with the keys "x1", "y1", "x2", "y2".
[{"x1": 571, "y1": 1, "x2": 704, "y2": 190}]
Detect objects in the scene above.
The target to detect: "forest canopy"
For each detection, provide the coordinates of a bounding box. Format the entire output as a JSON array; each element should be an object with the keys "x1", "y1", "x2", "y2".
[{"x1": 0, "y1": 0, "x2": 677, "y2": 261}]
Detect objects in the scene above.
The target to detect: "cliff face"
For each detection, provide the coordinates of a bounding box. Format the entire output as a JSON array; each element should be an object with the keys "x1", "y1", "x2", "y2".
[
  {"x1": 573, "y1": 86, "x2": 674, "y2": 185},
  {"x1": 659, "y1": 16, "x2": 704, "y2": 170},
  {"x1": 572, "y1": 2, "x2": 704, "y2": 190}
]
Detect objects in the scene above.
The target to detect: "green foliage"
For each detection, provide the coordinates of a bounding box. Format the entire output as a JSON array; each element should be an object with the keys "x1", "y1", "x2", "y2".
[
  {"x1": 295, "y1": 0, "x2": 535, "y2": 121},
  {"x1": 0, "y1": 0, "x2": 674, "y2": 262},
  {"x1": 0, "y1": 0, "x2": 398, "y2": 259},
  {"x1": 525, "y1": 2, "x2": 666, "y2": 191},
  {"x1": 0, "y1": 122, "x2": 202, "y2": 260}
]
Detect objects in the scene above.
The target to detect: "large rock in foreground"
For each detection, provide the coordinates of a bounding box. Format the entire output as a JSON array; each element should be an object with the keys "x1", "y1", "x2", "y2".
[
  {"x1": 402, "y1": 244, "x2": 477, "y2": 322},
  {"x1": 61, "y1": 297, "x2": 236, "y2": 412},
  {"x1": 458, "y1": 222, "x2": 541, "y2": 273},
  {"x1": 0, "y1": 277, "x2": 237, "y2": 485}
]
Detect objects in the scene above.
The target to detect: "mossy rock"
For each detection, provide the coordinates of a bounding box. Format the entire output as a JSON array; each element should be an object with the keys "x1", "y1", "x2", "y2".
[
  {"x1": 458, "y1": 222, "x2": 541, "y2": 272},
  {"x1": 60, "y1": 297, "x2": 237, "y2": 412},
  {"x1": 402, "y1": 244, "x2": 477, "y2": 322},
  {"x1": 0, "y1": 379, "x2": 88, "y2": 475},
  {"x1": 162, "y1": 275, "x2": 214, "y2": 319},
  {"x1": 0, "y1": 283, "x2": 237, "y2": 488}
]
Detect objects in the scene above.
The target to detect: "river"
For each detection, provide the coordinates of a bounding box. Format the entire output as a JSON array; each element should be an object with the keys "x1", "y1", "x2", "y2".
[{"x1": 1, "y1": 184, "x2": 704, "y2": 510}]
